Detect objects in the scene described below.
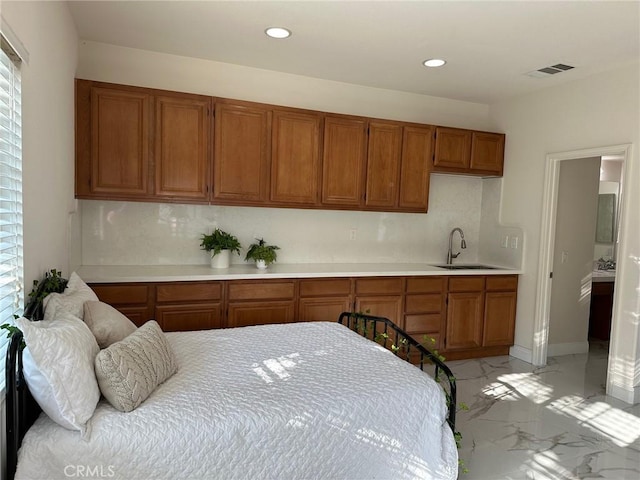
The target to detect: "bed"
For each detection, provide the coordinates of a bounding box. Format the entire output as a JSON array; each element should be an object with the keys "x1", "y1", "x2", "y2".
[{"x1": 5, "y1": 275, "x2": 458, "y2": 480}]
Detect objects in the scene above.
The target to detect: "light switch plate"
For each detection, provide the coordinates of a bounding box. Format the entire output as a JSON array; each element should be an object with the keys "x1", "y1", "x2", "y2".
[
  {"x1": 501, "y1": 235, "x2": 509, "y2": 248},
  {"x1": 510, "y1": 236, "x2": 519, "y2": 249}
]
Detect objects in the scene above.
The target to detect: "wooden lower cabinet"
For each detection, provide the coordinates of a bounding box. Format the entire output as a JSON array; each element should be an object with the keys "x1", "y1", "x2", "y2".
[
  {"x1": 483, "y1": 292, "x2": 517, "y2": 346},
  {"x1": 155, "y1": 282, "x2": 222, "y2": 331},
  {"x1": 445, "y1": 291, "x2": 484, "y2": 350},
  {"x1": 355, "y1": 277, "x2": 403, "y2": 328},
  {"x1": 227, "y1": 301, "x2": 295, "y2": 328},
  {"x1": 298, "y1": 278, "x2": 352, "y2": 322},
  {"x1": 155, "y1": 303, "x2": 221, "y2": 332},
  {"x1": 227, "y1": 280, "x2": 296, "y2": 327},
  {"x1": 89, "y1": 274, "x2": 517, "y2": 360},
  {"x1": 404, "y1": 276, "x2": 445, "y2": 350},
  {"x1": 355, "y1": 296, "x2": 403, "y2": 328},
  {"x1": 90, "y1": 283, "x2": 152, "y2": 327}
]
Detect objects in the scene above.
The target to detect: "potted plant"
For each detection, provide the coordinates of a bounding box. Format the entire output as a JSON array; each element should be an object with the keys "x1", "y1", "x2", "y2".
[
  {"x1": 200, "y1": 228, "x2": 241, "y2": 269},
  {"x1": 245, "y1": 238, "x2": 280, "y2": 269}
]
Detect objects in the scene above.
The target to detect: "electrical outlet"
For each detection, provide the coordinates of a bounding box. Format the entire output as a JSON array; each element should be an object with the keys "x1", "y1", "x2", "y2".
[
  {"x1": 501, "y1": 235, "x2": 509, "y2": 248},
  {"x1": 561, "y1": 251, "x2": 569, "y2": 263},
  {"x1": 510, "y1": 236, "x2": 519, "y2": 249},
  {"x1": 349, "y1": 228, "x2": 357, "y2": 241}
]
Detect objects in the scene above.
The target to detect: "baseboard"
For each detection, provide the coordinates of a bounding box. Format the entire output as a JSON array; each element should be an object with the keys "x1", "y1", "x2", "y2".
[
  {"x1": 509, "y1": 344, "x2": 533, "y2": 363},
  {"x1": 547, "y1": 341, "x2": 590, "y2": 357},
  {"x1": 607, "y1": 381, "x2": 640, "y2": 405}
]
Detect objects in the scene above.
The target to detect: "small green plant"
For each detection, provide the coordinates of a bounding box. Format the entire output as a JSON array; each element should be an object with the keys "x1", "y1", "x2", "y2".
[
  {"x1": 1, "y1": 268, "x2": 67, "y2": 347},
  {"x1": 200, "y1": 229, "x2": 242, "y2": 257},
  {"x1": 245, "y1": 238, "x2": 280, "y2": 265}
]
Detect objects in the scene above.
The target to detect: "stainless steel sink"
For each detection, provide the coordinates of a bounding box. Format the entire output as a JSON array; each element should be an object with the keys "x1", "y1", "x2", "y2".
[{"x1": 430, "y1": 264, "x2": 499, "y2": 270}]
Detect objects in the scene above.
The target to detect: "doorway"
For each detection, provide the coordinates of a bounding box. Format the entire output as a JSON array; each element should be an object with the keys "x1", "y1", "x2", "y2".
[{"x1": 532, "y1": 144, "x2": 631, "y2": 399}]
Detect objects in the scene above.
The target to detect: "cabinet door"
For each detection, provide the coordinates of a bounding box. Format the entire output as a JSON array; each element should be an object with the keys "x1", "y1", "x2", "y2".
[
  {"x1": 355, "y1": 295, "x2": 403, "y2": 328},
  {"x1": 298, "y1": 297, "x2": 352, "y2": 322},
  {"x1": 483, "y1": 291, "x2": 516, "y2": 346},
  {"x1": 445, "y1": 291, "x2": 484, "y2": 350},
  {"x1": 270, "y1": 110, "x2": 321, "y2": 205},
  {"x1": 470, "y1": 132, "x2": 505, "y2": 175},
  {"x1": 365, "y1": 122, "x2": 402, "y2": 208},
  {"x1": 84, "y1": 85, "x2": 152, "y2": 197},
  {"x1": 213, "y1": 102, "x2": 270, "y2": 203},
  {"x1": 433, "y1": 127, "x2": 471, "y2": 170},
  {"x1": 227, "y1": 301, "x2": 295, "y2": 328},
  {"x1": 398, "y1": 126, "x2": 434, "y2": 211},
  {"x1": 321, "y1": 116, "x2": 367, "y2": 206},
  {"x1": 155, "y1": 303, "x2": 222, "y2": 332},
  {"x1": 155, "y1": 95, "x2": 211, "y2": 201}
]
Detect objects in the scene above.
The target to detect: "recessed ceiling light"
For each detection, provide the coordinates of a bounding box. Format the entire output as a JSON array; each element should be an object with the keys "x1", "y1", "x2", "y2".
[
  {"x1": 423, "y1": 58, "x2": 446, "y2": 68},
  {"x1": 265, "y1": 27, "x2": 291, "y2": 39}
]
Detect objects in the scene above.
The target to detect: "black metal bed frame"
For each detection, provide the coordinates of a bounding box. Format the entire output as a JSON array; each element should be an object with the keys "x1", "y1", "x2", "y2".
[
  {"x1": 4, "y1": 278, "x2": 66, "y2": 480},
  {"x1": 338, "y1": 312, "x2": 457, "y2": 432}
]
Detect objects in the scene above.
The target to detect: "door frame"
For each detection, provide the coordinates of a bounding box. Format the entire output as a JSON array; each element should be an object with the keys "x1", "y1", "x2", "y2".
[{"x1": 532, "y1": 144, "x2": 631, "y2": 369}]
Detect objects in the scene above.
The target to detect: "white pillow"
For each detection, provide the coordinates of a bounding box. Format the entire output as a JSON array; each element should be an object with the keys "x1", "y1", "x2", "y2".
[
  {"x1": 43, "y1": 272, "x2": 98, "y2": 321},
  {"x1": 95, "y1": 321, "x2": 177, "y2": 412},
  {"x1": 84, "y1": 301, "x2": 138, "y2": 349},
  {"x1": 16, "y1": 314, "x2": 100, "y2": 434}
]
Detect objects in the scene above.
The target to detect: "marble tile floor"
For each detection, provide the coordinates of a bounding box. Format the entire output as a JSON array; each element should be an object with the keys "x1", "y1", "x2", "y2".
[{"x1": 447, "y1": 342, "x2": 640, "y2": 479}]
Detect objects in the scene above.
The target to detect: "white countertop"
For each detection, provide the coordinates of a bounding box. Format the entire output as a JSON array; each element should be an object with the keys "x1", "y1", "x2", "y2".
[
  {"x1": 592, "y1": 270, "x2": 616, "y2": 283},
  {"x1": 77, "y1": 263, "x2": 521, "y2": 283}
]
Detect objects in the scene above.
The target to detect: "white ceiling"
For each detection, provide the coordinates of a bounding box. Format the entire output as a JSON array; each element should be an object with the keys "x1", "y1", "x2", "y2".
[{"x1": 67, "y1": 1, "x2": 640, "y2": 104}]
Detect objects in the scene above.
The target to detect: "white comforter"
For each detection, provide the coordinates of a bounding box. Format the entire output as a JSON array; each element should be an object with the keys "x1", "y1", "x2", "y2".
[{"x1": 16, "y1": 322, "x2": 458, "y2": 480}]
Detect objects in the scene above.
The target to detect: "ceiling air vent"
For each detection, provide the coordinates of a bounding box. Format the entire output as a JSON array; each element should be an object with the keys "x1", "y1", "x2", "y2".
[{"x1": 525, "y1": 63, "x2": 575, "y2": 78}]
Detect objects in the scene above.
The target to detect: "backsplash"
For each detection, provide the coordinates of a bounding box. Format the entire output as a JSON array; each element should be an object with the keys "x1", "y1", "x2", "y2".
[{"x1": 78, "y1": 175, "x2": 484, "y2": 266}]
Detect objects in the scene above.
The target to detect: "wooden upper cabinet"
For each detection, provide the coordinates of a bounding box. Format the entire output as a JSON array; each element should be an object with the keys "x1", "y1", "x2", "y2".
[
  {"x1": 77, "y1": 81, "x2": 152, "y2": 198},
  {"x1": 433, "y1": 127, "x2": 472, "y2": 171},
  {"x1": 155, "y1": 95, "x2": 211, "y2": 201},
  {"x1": 365, "y1": 121, "x2": 403, "y2": 208},
  {"x1": 213, "y1": 101, "x2": 270, "y2": 203},
  {"x1": 321, "y1": 115, "x2": 368, "y2": 207},
  {"x1": 433, "y1": 126, "x2": 505, "y2": 177},
  {"x1": 270, "y1": 109, "x2": 322, "y2": 205},
  {"x1": 470, "y1": 131, "x2": 505, "y2": 175},
  {"x1": 398, "y1": 125, "x2": 434, "y2": 211}
]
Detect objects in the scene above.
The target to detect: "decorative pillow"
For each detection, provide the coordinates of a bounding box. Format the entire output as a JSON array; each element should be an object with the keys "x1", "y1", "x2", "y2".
[
  {"x1": 94, "y1": 321, "x2": 177, "y2": 412},
  {"x1": 16, "y1": 314, "x2": 100, "y2": 434},
  {"x1": 43, "y1": 272, "x2": 98, "y2": 321},
  {"x1": 84, "y1": 301, "x2": 137, "y2": 349}
]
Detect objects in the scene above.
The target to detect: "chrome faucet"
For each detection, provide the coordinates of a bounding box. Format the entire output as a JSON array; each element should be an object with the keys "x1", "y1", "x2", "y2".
[{"x1": 446, "y1": 227, "x2": 467, "y2": 264}]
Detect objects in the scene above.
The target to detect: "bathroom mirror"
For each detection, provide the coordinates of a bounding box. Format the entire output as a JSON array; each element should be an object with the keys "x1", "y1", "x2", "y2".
[{"x1": 595, "y1": 193, "x2": 616, "y2": 243}]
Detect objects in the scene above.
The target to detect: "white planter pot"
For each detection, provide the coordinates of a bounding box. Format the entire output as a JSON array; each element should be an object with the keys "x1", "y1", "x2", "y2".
[
  {"x1": 255, "y1": 259, "x2": 268, "y2": 270},
  {"x1": 210, "y1": 249, "x2": 231, "y2": 269}
]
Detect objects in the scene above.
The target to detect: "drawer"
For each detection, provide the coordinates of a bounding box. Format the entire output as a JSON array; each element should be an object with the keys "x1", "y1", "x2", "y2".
[
  {"x1": 355, "y1": 277, "x2": 403, "y2": 295},
  {"x1": 448, "y1": 276, "x2": 485, "y2": 292},
  {"x1": 406, "y1": 277, "x2": 444, "y2": 294},
  {"x1": 91, "y1": 284, "x2": 149, "y2": 305},
  {"x1": 405, "y1": 293, "x2": 442, "y2": 313},
  {"x1": 228, "y1": 281, "x2": 295, "y2": 301},
  {"x1": 299, "y1": 278, "x2": 352, "y2": 297},
  {"x1": 156, "y1": 282, "x2": 222, "y2": 303},
  {"x1": 486, "y1": 275, "x2": 518, "y2": 292},
  {"x1": 405, "y1": 313, "x2": 441, "y2": 333}
]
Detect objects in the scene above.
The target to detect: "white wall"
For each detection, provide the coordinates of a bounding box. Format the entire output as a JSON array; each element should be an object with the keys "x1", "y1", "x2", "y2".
[
  {"x1": 1, "y1": 1, "x2": 78, "y2": 290},
  {"x1": 548, "y1": 157, "x2": 600, "y2": 355},
  {"x1": 79, "y1": 174, "x2": 483, "y2": 266},
  {"x1": 77, "y1": 41, "x2": 493, "y2": 130},
  {"x1": 73, "y1": 42, "x2": 504, "y2": 268},
  {"x1": 490, "y1": 61, "x2": 640, "y2": 402}
]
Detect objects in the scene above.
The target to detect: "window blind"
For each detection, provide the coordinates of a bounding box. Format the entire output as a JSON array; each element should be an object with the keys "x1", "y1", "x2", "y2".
[{"x1": 0, "y1": 34, "x2": 23, "y2": 387}]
